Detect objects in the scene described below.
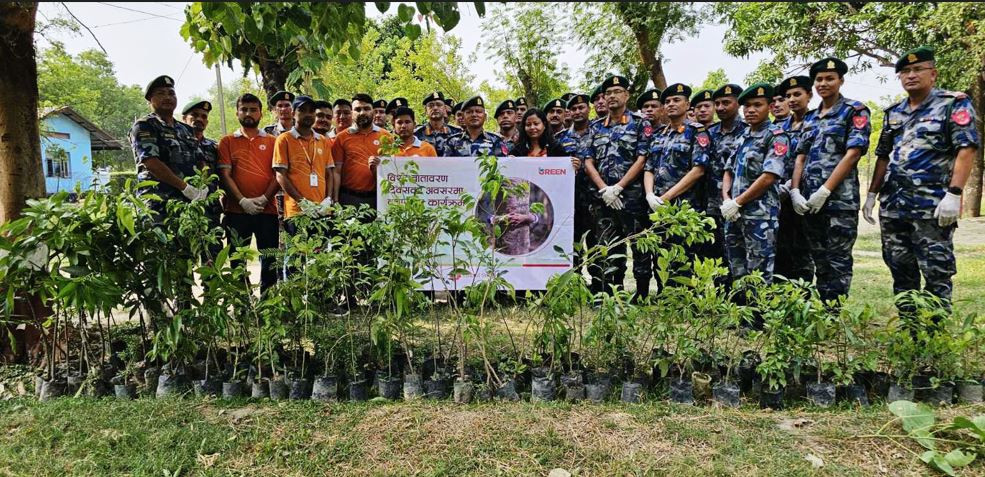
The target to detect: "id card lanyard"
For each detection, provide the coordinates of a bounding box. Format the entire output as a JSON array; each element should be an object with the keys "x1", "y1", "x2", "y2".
[{"x1": 300, "y1": 136, "x2": 318, "y2": 187}]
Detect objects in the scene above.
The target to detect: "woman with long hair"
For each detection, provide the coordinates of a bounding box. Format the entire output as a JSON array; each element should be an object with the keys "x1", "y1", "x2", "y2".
[{"x1": 509, "y1": 108, "x2": 567, "y2": 157}]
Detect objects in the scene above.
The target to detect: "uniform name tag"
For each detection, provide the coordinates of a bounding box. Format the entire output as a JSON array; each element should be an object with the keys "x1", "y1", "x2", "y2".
[{"x1": 310, "y1": 173, "x2": 318, "y2": 187}]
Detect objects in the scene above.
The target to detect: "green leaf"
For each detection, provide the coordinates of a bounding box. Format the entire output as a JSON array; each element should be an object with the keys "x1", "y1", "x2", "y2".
[
  {"x1": 942, "y1": 449, "x2": 975, "y2": 468},
  {"x1": 888, "y1": 400, "x2": 935, "y2": 433},
  {"x1": 949, "y1": 416, "x2": 985, "y2": 441},
  {"x1": 397, "y1": 3, "x2": 414, "y2": 22},
  {"x1": 921, "y1": 450, "x2": 956, "y2": 476}
]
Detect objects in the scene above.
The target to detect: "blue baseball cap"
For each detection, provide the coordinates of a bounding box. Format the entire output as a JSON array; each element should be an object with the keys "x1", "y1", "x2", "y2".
[{"x1": 292, "y1": 95, "x2": 316, "y2": 110}]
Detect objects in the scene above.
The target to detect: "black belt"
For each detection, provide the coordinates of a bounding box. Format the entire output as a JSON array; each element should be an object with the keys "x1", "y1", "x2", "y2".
[{"x1": 341, "y1": 188, "x2": 376, "y2": 198}]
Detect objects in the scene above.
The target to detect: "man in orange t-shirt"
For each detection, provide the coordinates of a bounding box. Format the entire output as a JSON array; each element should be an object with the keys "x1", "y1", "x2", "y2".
[
  {"x1": 391, "y1": 106, "x2": 437, "y2": 157},
  {"x1": 332, "y1": 93, "x2": 391, "y2": 210},
  {"x1": 218, "y1": 93, "x2": 280, "y2": 291},
  {"x1": 272, "y1": 96, "x2": 336, "y2": 232}
]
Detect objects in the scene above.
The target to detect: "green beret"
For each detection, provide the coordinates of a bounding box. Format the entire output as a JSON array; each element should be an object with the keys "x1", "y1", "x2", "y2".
[
  {"x1": 515, "y1": 97, "x2": 528, "y2": 107},
  {"x1": 332, "y1": 98, "x2": 351, "y2": 108},
  {"x1": 590, "y1": 84, "x2": 604, "y2": 102},
  {"x1": 181, "y1": 100, "x2": 212, "y2": 115},
  {"x1": 600, "y1": 75, "x2": 630, "y2": 92},
  {"x1": 690, "y1": 89, "x2": 715, "y2": 107},
  {"x1": 144, "y1": 75, "x2": 174, "y2": 100},
  {"x1": 636, "y1": 89, "x2": 661, "y2": 109},
  {"x1": 712, "y1": 84, "x2": 743, "y2": 100},
  {"x1": 566, "y1": 94, "x2": 590, "y2": 109},
  {"x1": 268, "y1": 90, "x2": 295, "y2": 107},
  {"x1": 313, "y1": 99, "x2": 332, "y2": 109},
  {"x1": 809, "y1": 57, "x2": 848, "y2": 78},
  {"x1": 461, "y1": 95, "x2": 485, "y2": 111},
  {"x1": 776, "y1": 76, "x2": 812, "y2": 97},
  {"x1": 895, "y1": 46, "x2": 935, "y2": 73},
  {"x1": 737, "y1": 83, "x2": 774, "y2": 104},
  {"x1": 385, "y1": 97, "x2": 408, "y2": 114},
  {"x1": 423, "y1": 91, "x2": 445, "y2": 106},
  {"x1": 660, "y1": 83, "x2": 691, "y2": 102},
  {"x1": 544, "y1": 98, "x2": 565, "y2": 111},
  {"x1": 373, "y1": 99, "x2": 387, "y2": 109},
  {"x1": 494, "y1": 100, "x2": 516, "y2": 118}
]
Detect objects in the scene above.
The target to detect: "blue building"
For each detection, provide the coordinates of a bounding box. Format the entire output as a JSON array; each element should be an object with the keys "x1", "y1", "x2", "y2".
[{"x1": 40, "y1": 106, "x2": 124, "y2": 195}]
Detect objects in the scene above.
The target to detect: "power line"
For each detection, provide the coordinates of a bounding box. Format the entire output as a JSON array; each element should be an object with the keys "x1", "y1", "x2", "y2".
[
  {"x1": 92, "y1": 15, "x2": 178, "y2": 29},
  {"x1": 94, "y1": 2, "x2": 182, "y2": 21},
  {"x1": 61, "y1": 3, "x2": 107, "y2": 54}
]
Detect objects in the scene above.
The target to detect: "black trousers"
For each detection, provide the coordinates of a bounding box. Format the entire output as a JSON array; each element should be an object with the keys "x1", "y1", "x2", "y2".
[{"x1": 222, "y1": 213, "x2": 280, "y2": 292}]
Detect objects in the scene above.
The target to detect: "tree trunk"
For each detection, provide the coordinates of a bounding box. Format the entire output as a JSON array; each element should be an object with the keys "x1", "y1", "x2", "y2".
[
  {"x1": 964, "y1": 72, "x2": 984, "y2": 217},
  {"x1": 0, "y1": 2, "x2": 45, "y2": 223},
  {"x1": 627, "y1": 23, "x2": 667, "y2": 91},
  {"x1": 257, "y1": 47, "x2": 288, "y2": 101}
]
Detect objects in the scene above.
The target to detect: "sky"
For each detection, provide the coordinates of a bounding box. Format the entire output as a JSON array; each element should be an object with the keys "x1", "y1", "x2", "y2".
[{"x1": 38, "y1": 2, "x2": 905, "y2": 111}]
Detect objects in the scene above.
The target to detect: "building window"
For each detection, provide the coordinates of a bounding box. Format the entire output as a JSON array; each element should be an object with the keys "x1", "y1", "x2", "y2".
[{"x1": 45, "y1": 145, "x2": 71, "y2": 178}]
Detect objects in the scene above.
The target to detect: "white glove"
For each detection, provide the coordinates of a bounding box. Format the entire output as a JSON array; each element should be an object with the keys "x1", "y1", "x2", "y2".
[
  {"x1": 778, "y1": 179, "x2": 791, "y2": 200},
  {"x1": 600, "y1": 185, "x2": 624, "y2": 210},
  {"x1": 806, "y1": 185, "x2": 831, "y2": 214},
  {"x1": 181, "y1": 184, "x2": 207, "y2": 201},
  {"x1": 239, "y1": 197, "x2": 262, "y2": 215},
  {"x1": 862, "y1": 192, "x2": 877, "y2": 225},
  {"x1": 253, "y1": 195, "x2": 269, "y2": 208},
  {"x1": 318, "y1": 197, "x2": 334, "y2": 216},
  {"x1": 790, "y1": 188, "x2": 810, "y2": 215},
  {"x1": 934, "y1": 191, "x2": 962, "y2": 227},
  {"x1": 646, "y1": 193, "x2": 664, "y2": 211},
  {"x1": 720, "y1": 199, "x2": 741, "y2": 222}
]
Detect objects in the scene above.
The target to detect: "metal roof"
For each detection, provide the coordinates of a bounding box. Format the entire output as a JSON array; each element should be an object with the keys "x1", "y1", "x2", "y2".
[{"x1": 41, "y1": 106, "x2": 126, "y2": 151}]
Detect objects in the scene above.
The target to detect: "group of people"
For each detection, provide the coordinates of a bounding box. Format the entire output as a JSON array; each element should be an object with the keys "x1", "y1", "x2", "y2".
[{"x1": 130, "y1": 45, "x2": 978, "y2": 311}]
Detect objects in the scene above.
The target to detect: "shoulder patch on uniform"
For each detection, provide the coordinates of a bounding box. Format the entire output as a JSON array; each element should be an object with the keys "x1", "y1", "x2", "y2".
[
  {"x1": 774, "y1": 141, "x2": 788, "y2": 156},
  {"x1": 696, "y1": 134, "x2": 710, "y2": 148},
  {"x1": 853, "y1": 115, "x2": 869, "y2": 129},
  {"x1": 952, "y1": 109, "x2": 972, "y2": 126}
]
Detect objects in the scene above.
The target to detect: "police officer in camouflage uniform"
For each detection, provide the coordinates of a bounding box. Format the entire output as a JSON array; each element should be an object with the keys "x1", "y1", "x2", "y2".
[
  {"x1": 515, "y1": 97, "x2": 528, "y2": 119},
  {"x1": 591, "y1": 84, "x2": 608, "y2": 120},
  {"x1": 558, "y1": 93, "x2": 605, "y2": 292},
  {"x1": 544, "y1": 98, "x2": 566, "y2": 137},
  {"x1": 263, "y1": 90, "x2": 295, "y2": 136},
  {"x1": 706, "y1": 84, "x2": 747, "y2": 277},
  {"x1": 446, "y1": 96, "x2": 510, "y2": 157},
  {"x1": 181, "y1": 100, "x2": 222, "y2": 258},
  {"x1": 130, "y1": 75, "x2": 207, "y2": 217},
  {"x1": 773, "y1": 76, "x2": 815, "y2": 282},
  {"x1": 790, "y1": 57, "x2": 871, "y2": 304},
  {"x1": 585, "y1": 75, "x2": 654, "y2": 296},
  {"x1": 416, "y1": 91, "x2": 462, "y2": 156},
  {"x1": 635, "y1": 89, "x2": 665, "y2": 127},
  {"x1": 720, "y1": 83, "x2": 791, "y2": 283},
  {"x1": 862, "y1": 46, "x2": 979, "y2": 310},
  {"x1": 495, "y1": 99, "x2": 519, "y2": 151}
]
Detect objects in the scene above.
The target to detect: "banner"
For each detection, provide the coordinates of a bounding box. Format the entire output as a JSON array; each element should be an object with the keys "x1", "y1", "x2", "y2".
[{"x1": 377, "y1": 156, "x2": 573, "y2": 291}]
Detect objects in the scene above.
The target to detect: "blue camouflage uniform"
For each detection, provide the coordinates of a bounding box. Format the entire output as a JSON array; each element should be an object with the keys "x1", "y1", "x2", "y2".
[
  {"x1": 558, "y1": 124, "x2": 604, "y2": 292},
  {"x1": 774, "y1": 116, "x2": 815, "y2": 282},
  {"x1": 705, "y1": 119, "x2": 747, "y2": 276},
  {"x1": 724, "y1": 123, "x2": 789, "y2": 282},
  {"x1": 444, "y1": 129, "x2": 509, "y2": 157},
  {"x1": 588, "y1": 111, "x2": 653, "y2": 294},
  {"x1": 415, "y1": 123, "x2": 463, "y2": 157},
  {"x1": 878, "y1": 88, "x2": 979, "y2": 303},
  {"x1": 647, "y1": 121, "x2": 712, "y2": 205},
  {"x1": 130, "y1": 112, "x2": 205, "y2": 214},
  {"x1": 796, "y1": 95, "x2": 871, "y2": 302}
]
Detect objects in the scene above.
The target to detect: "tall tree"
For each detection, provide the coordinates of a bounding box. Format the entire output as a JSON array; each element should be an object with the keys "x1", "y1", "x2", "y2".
[
  {"x1": 181, "y1": 2, "x2": 482, "y2": 100},
  {"x1": 482, "y1": 3, "x2": 571, "y2": 108},
  {"x1": 569, "y1": 2, "x2": 702, "y2": 96},
  {"x1": 0, "y1": 2, "x2": 44, "y2": 222},
  {"x1": 717, "y1": 2, "x2": 985, "y2": 216}
]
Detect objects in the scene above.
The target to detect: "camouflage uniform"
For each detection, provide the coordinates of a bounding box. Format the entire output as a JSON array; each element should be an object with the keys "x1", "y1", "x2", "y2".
[
  {"x1": 130, "y1": 112, "x2": 204, "y2": 214},
  {"x1": 445, "y1": 129, "x2": 510, "y2": 157},
  {"x1": 646, "y1": 121, "x2": 712, "y2": 205},
  {"x1": 797, "y1": 95, "x2": 871, "y2": 302},
  {"x1": 589, "y1": 111, "x2": 653, "y2": 294},
  {"x1": 724, "y1": 123, "x2": 789, "y2": 281},
  {"x1": 879, "y1": 88, "x2": 979, "y2": 303},
  {"x1": 415, "y1": 123, "x2": 463, "y2": 157},
  {"x1": 774, "y1": 116, "x2": 815, "y2": 282},
  {"x1": 558, "y1": 124, "x2": 603, "y2": 292},
  {"x1": 262, "y1": 122, "x2": 291, "y2": 137},
  {"x1": 705, "y1": 120, "x2": 747, "y2": 277},
  {"x1": 499, "y1": 129, "x2": 519, "y2": 154}
]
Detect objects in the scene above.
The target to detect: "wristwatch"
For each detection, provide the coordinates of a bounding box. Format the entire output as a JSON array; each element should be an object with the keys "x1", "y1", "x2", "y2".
[{"x1": 948, "y1": 186, "x2": 963, "y2": 195}]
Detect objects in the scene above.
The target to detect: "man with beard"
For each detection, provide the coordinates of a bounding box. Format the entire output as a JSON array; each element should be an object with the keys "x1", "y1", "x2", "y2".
[
  {"x1": 495, "y1": 99, "x2": 519, "y2": 150},
  {"x1": 392, "y1": 107, "x2": 437, "y2": 157},
  {"x1": 312, "y1": 99, "x2": 334, "y2": 136},
  {"x1": 773, "y1": 76, "x2": 815, "y2": 282},
  {"x1": 217, "y1": 93, "x2": 281, "y2": 291},
  {"x1": 181, "y1": 99, "x2": 222, "y2": 258},
  {"x1": 790, "y1": 57, "x2": 871, "y2": 305},
  {"x1": 263, "y1": 90, "x2": 295, "y2": 136},
  {"x1": 636, "y1": 89, "x2": 666, "y2": 126},
  {"x1": 330, "y1": 98, "x2": 353, "y2": 139},
  {"x1": 591, "y1": 84, "x2": 608, "y2": 120},
  {"x1": 415, "y1": 91, "x2": 462, "y2": 157},
  {"x1": 544, "y1": 98, "x2": 566, "y2": 137},
  {"x1": 515, "y1": 96, "x2": 528, "y2": 118},
  {"x1": 446, "y1": 96, "x2": 510, "y2": 157},
  {"x1": 372, "y1": 99, "x2": 388, "y2": 129},
  {"x1": 273, "y1": 95, "x2": 336, "y2": 229},
  {"x1": 130, "y1": 75, "x2": 207, "y2": 216},
  {"x1": 333, "y1": 93, "x2": 391, "y2": 209},
  {"x1": 706, "y1": 84, "x2": 747, "y2": 277}
]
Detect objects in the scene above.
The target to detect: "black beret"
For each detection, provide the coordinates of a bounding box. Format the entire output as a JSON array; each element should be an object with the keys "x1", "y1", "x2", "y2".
[
  {"x1": 566, "y1": 94, "x2": 590, "y2": 109},
  {"x1": 181, "y1": 100, "x2": 212, "y2": 115},
  {"x1": 660, "y1": 83, "x2": 692, "y2": 102},
  {"x1": 373, "y1": 99, "x2": 387, "y2": 109},
  {"x1": 543, "y1": 98, "x2": 565, "y2": 111},
  {"x1": 268, "y1": 90, "x2": 296, "y2": 107},
  {"x1": 516, "y1": 97, "x2": 528, "y2": 107},
  {"x1": 386, "y1": 97, "x2": 408, "y2": 115},
  {"x1": 809, "y1": 57, "x2": 848, "y2": 78},
  {"x1": 636, "y1": 89, "x2": 662, "y2": 109},
  {"x1": 590, "y1": 84, "x2": 604, "y2": 102},
  {"x1": 561, "y1": 93, "x2": 575, "y2": 102},
  {"x1": 451, "y1": 102, "x2": 463, "y2": 114},
  {"x1": 313, "y1": 99, "x2": 332, "y2": 109},
  {"x1": 690, "y1": 89, "x2": 714, "y2": 107},
  {"x1": 712, "y1": 84, "x2": 743, "y2": 100},
  {"x1": 392, "y1": 106, "x2": 415, "y2": 121},
  {"x1": 332, "y1": 98, "x2": 351, "y2": 108},
  {"x1": 776, "y1": 76, "x2": 812, "y2": 97},
  {"x1": 895, "y1": 46, "x2": 935, "y2": 73},
  {"x1": 737, "y1": 83, "x2": 774, "y2": 104},
  {"x1": 461, "y1": 95, "x2": 485, "y2": 110},
  {"x1": 144, "y1": 75, "x2": 174, "y2": 100},
  {"x1": 423, "y1": 91, "x2": 445, "y2": 106},
  {"x1": 494, "y1": 100, "x2": 516, "y2": 118},
  {"x1": 600, "y1": 75, "x2": 630, "y2": 92},
  {"x1": 443, "y1": 97, "x2": 455, "y2": 107}
]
